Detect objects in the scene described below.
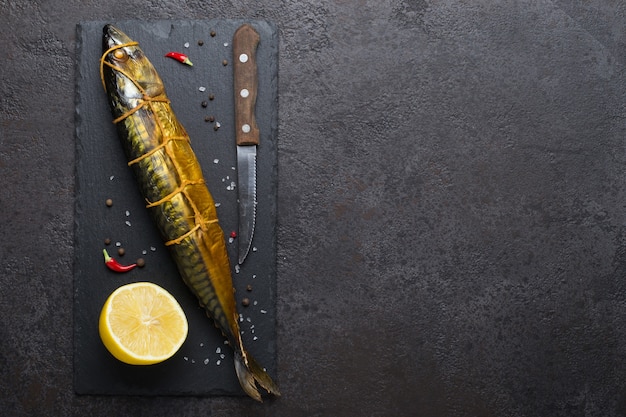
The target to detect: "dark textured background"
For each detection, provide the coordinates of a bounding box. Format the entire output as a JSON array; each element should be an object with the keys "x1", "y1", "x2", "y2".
[{"x1": 1, "y1": 1, "x2": 626, "y2": 416}]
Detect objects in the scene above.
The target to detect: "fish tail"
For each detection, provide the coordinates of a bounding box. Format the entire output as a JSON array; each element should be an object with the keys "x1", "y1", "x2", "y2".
[{"x1": 234, "y1": 350, "x2": 281, "y2": 402}]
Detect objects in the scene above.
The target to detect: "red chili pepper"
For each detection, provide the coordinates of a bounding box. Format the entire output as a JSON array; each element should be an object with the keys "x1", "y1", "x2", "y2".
[
  {"x1": 165, "y1": 51, "x2": 193, "y2": 66},
  {"x1": 103, "y1": 249, "x2": 137, "y2": 272}
]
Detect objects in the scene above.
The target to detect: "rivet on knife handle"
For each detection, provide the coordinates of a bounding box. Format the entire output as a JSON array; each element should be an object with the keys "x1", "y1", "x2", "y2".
[{"x1": 233, "y1": 24, "x2": 260, "y2": 147}]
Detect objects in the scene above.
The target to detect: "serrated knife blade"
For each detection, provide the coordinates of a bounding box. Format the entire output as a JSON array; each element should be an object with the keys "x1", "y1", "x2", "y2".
[{"x1": 233, "y1": 24, "x2": 260, "y2": 265}]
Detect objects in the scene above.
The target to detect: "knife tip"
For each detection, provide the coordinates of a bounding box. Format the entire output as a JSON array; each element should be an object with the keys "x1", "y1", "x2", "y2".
[{"x1": 238, "y1": 250, "x2": 249, "y2": 265}]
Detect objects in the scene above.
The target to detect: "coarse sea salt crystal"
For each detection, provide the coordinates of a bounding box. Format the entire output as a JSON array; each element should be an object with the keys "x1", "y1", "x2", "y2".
[
  {"x1": 253, "y1": 336, "x2": 258, "y2": 341},
  {"x1": 215, "y1": 347, "x2": 221, "y2": 354},
  {"x1": 235, "y1": 265, "x2": 240, "y2": 274},
  {"x1": 125, "y1": 210, "x2": 130, "y2": 216},
  {"x1": 142, "y1": 250, "x2": 147, "y2": 255},
  {"x1": 216, "y1": 360, "x2": 221, "y2": 366},
  {"x1": 198, "y1": 86, "x2": 206, "y2": 92},
  {"x1": 184, "y1": 42, "x2": 190, "y2": 48},
  {"x1": 213, "y1": 159, "x2": 219, "y2": 164},
  {"x1": 260, "y1": 309, "x2": 267, "y2": 314},
  {"x1": 109, "y1": 175, "x2": 115, "y2": 181},
  {"x1": 150, "y1": 246, "x2": 157, "y2": 252},
  {"x1": 204, "y1": 358, "x2": 209, "y2": 365},
  {"x1": 215, "y1": 202, "x2": 221, "y2": 207},
  {"x1": 125, "y1": 221, "x2": 131, "y2": 227},
  {"x1": 229, "y1": 237, "x2": 234, "y2": 244}
]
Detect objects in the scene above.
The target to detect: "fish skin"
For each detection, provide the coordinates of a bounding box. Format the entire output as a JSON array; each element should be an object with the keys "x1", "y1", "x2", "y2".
[{"x1": 100, "y1": 24, "x2": 280, "y2": 401}]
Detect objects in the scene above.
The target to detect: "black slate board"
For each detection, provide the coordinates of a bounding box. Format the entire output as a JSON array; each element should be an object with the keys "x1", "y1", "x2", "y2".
[{"x1": 74, "y1": 20, "x2": 278, "y2": 396}]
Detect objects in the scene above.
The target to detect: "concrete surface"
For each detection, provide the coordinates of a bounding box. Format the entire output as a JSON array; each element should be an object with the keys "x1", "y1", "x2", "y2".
[{"x1": 1, "y1": 0, "x2": 626, "y2": 416}]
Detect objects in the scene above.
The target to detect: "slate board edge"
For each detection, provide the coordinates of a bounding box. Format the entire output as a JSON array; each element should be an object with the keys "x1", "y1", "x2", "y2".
[{"x1": 73, "y1": 19, "x2": 279, "y2": 397}]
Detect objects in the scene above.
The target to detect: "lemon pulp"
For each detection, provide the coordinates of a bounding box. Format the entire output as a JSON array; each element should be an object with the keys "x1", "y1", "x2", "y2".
[{"x1": 99, "y1": 282, "x2": 188, "y2": 365}]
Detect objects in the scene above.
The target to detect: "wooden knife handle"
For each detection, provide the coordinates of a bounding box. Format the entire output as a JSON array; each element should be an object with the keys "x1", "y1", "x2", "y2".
[{"x1": 233, "y1": 24, "x2": 260, "y2": 146}]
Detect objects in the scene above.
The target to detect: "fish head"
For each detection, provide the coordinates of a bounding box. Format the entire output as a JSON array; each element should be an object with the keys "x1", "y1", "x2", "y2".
[{"x1": 101, "y1": 24, "x2": 165, "y2": 105}]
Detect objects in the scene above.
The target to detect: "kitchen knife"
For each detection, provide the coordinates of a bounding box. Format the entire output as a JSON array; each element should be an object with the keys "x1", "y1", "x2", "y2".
[{"x1": 233, "y1": 24, "x2": 260, "y2": 265}]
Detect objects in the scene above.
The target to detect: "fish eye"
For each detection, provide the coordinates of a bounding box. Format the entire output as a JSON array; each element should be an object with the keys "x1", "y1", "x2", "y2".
[{"x1": 112, "y1": 48, "x2": 128, "y2": 62}]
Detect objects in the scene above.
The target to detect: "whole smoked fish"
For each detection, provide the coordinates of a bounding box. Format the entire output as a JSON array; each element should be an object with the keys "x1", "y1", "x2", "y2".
[{"x1": 100, "y1": 24, "x2": 279, "y2": 401}]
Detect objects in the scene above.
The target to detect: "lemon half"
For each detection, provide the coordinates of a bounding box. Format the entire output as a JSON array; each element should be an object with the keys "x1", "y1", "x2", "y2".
[{"x1": 99, "y1": 282, "x2": 189, "y2": 365}]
